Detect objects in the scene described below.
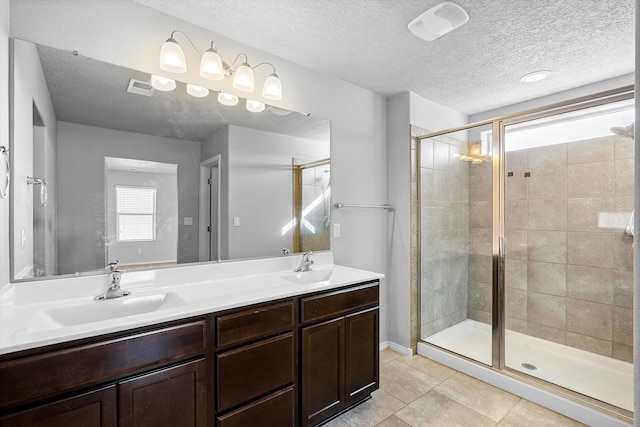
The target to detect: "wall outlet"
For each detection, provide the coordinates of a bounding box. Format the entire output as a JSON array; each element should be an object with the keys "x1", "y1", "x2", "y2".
[
  {"x1": 137, "y1": 248, "x2": 142, "y2": 254},
  {"x1": 333, "y1": 223, "x2": 341, "y2": 238},
  {"x1": 233, "y1": 217, "x2": 240, "y2": 227}
]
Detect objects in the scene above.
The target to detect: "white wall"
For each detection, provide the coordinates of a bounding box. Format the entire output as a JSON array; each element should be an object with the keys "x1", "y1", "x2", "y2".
[
  {"x1": 227, "y1": 125, "x2": 328, "y2": 259},
  {"x1": 11, "y1": 38, "x2": 57, "y2": 279},
  {"x1": 56, "y1": 121, "x2": 201, "y2": 274},
  {"x1": 386, "y1": 92, "x2": 468, "y2": 349},
  {"x1": 0, "y1": 1, "x2": 9, "y2": 291},
  {"x1": 9, "y1": 0, "x2": 389, "y2": 340}
]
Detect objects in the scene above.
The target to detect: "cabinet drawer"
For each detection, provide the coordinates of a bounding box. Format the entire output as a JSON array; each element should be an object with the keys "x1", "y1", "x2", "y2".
[
  {"x1": 216, "y1": 386, "x2": 294, "y2": 427},
  {"x1": 216, "y1": 301, "x2": 294, "y2": 347},
  {"x1": 216, "y1": 332, "x2": 294, "y2": 412},
  {"x1": 0, "y1": 321, "x2": 206, "y2": 410},
  {"x1": 301, "y1": 282, "x2": 379, "y2": 323}
]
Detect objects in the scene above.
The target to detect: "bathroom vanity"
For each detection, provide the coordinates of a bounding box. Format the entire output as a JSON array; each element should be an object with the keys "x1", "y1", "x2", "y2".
[{"x1": 0, "y1": 255, "x2": 381, "y2": 427}]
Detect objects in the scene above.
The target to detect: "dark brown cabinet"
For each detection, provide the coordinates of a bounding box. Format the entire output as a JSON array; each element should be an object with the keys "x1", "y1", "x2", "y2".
[
  {"x1": 214, "y1": 300, "x2": 296, "y2": 426},
  {"x1": 119, "y1": 359, "x2": 207, "y2": 427},
  {"x1": 0, "y1": 386, "x2": 117, "y2": 427},
  {"x1": 300, "y1": 282, "x2": 380, "y2": 427}
]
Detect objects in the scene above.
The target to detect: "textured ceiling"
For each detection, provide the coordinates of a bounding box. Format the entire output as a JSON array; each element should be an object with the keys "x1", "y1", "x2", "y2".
[
  {"x1": 136, "y1": 0, "x2": 636, "y2": 114},
  {"x1": 36, "y1": 44, "x2": 329, "y2": 143}
]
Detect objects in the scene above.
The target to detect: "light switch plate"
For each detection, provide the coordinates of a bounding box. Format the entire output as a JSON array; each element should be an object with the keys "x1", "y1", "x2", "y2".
[
  {"x1": 333, "y1": 223, "x2": 341, "y2": 238},
  {"x1": 233, "y1": 217, "x2": 240, "y2": 227}
]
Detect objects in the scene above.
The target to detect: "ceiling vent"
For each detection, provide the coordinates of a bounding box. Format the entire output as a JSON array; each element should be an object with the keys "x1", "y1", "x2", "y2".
[
  {"x1": 408, "y1": 2, "x2": 469, "y2": 41},
  {"x1": 127, "y1": 78, "x2": 155, "y2": 96}
]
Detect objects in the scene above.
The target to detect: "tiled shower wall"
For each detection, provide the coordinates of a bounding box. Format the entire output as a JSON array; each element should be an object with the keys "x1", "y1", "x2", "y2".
[
  {"x1": 468, "y1": 135, "x2": 634, "y2": 362},
  {"x1": 420, "y1": 135, "x2": 470, "y2": 338}
]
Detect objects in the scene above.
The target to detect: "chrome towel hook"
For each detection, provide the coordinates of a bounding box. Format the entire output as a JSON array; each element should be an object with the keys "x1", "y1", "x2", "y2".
[
  {"x1": 26, "y1": 176, "x2": 47, "y2": 207},
  {"x1": 0, "y1": 146, "x2": 9, "y2": 199}
]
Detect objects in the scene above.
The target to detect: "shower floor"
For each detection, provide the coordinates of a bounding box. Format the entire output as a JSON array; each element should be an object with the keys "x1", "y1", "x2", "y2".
[{"x1": 425, "y1": 319, "x2": 632, "y2": 412}]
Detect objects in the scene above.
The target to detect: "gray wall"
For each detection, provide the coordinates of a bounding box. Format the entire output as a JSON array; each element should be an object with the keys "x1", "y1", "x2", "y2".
[
  {"x1": 11, "y1": 38, "x2": 57, "y2": 278},
  {"x1": 56, "y1": 121, "x2": 200, "y2": 274},
  {"x1": 226, "y1": 125, "x2": 328, "y2": 259}
]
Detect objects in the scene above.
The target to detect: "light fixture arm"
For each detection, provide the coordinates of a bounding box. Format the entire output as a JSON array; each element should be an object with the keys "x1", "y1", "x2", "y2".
[
  {"x1": 227, "y1": 53, "x2": 250, "y2": 71},
  {"x1": 252, "y1": 62, "x2": 277, "y2": 74},
  {"x1": 168, "y1": 30, "x2": 209, "y2": 57}
]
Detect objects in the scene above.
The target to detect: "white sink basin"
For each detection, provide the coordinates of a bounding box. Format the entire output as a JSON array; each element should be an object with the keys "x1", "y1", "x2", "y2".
[
  {"x1": 27, "y1": 292, "x2": 186, "y2": 332},
  {"x1": 281, "y1": 268, "x2": 333, "y2": 285}
]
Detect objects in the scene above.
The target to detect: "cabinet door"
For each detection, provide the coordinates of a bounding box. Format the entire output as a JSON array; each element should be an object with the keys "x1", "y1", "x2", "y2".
[
  {"x1": 0, "y1": 386, "x2": 116, "y2": 427},
  {"x1": 301, "y1": 317, "x2": 345, "y2": 427},
  {"x1": 119, "y1": 359, "x2": 206, "y2": 427},
  {"x1": 345, "y1": 307, "x2": 379, "y2": 405}
]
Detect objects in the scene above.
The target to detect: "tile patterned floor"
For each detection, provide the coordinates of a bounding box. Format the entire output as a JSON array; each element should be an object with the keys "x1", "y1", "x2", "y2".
[{"x1": 324, "y1": 348, "x2": 586, "y2": 427}]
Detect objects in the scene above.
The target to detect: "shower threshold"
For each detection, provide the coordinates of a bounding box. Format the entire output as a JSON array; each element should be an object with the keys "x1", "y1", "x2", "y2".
[{"x1": 424, "y1": 319, "x2": 632, "y2": 412}]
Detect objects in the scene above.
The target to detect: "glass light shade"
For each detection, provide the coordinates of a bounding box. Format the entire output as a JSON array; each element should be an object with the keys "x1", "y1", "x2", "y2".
[
  {"x1": 218, "y1": 92, "x2": 239, "y2": 106},
  {"x1": 186, "y1": 84, "x2": 209, "y2": 98},
  {"x1": 246, "y1": 99, "x2": 265, "y2": 113},
  {"x1": 200, "y1": 48, "x2": 225, "y2": 80},
  {"x1": 159, "y1": 38, "x2": 187, "y2": 73},
  {"x1": 262, "y1": 73, "x2": 282, "y2": 100},
  {"x1": 151, "y1": 75, "x2": 176, "y2": 91},
  {"x1": 232, "y1": 63, "x2": 255, "y2": 92}
]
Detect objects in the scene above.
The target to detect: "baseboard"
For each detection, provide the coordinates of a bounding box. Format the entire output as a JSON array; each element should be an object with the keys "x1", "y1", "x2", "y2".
[
  {"x1": 379, "y1": 341, "x2": 389, "y2": 351},
  {"x1": 417, "y1": 342, "x2": 631, "y2": 427},
  {"x1": 386, "y1": 341, "x2": 413, "y2": 357}
]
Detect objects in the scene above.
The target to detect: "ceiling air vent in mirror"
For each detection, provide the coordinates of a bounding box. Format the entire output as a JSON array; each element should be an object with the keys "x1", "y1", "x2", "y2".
[{"x1": 127, "y1": 78, "x2": 155, "y2": 97}]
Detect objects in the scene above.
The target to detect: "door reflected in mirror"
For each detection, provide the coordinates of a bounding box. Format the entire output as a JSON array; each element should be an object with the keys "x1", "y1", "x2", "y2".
[{"x1": 10, "y1": 39, "x2": 330, "y2": 281}]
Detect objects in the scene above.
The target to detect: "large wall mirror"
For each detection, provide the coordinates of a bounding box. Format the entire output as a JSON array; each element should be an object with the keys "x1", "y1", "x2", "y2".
[{"x1": 10, "y1": 39, "x2": 331, "y2": 281}]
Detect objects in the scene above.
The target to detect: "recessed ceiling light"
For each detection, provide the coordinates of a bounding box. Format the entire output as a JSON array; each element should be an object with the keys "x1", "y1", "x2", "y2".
[
  {"x1": 520, "y1": 70, "x2": 551, "y2": 83},
  {"x1": 408, "y1": 2, "x2": 469, "y2": 42}
]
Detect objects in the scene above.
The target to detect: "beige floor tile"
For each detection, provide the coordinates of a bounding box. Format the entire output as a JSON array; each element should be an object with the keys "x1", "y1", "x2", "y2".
[
  {"x1": 398, "y1": 355, "x2": 456, "y2": 381},
  {"x1": 322, "y1": 416, "x2": 351, "y2": 427},
  {"x1": 395, "y1": 390, "x2": 496, "y2": 427},
  {"x1": 434, "y1": 373, "x2": 520, "y2": 422},
  {"x1": 497, "y1": 400, "x2": 587, "y2": 427},
  {"x1": 380, "y1": 348, "x2": 403, "y2": 365},
  {"x1": 375, "y1": 415, "x2": 412, "y2": 427},
  {"x1": 339, "y1": 389, "x2": 405, "y2": 427},
  {"x1": 380, "y1": 359, "x2": 441, "y2": 404}
]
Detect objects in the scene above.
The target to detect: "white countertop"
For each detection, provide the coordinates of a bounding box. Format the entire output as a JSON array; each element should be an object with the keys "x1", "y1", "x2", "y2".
[{"x1": 0, "y1": 253, "x2": 383, "y2": 355}]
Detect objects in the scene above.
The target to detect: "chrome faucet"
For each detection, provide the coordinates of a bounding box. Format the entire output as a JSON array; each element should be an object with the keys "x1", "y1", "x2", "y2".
[
  {"x1": 294, "y1": 251, "x2": 314, "y2": 272},
  {"x1": 95, "y1": 261, "x2": 131, "y2": 300}
]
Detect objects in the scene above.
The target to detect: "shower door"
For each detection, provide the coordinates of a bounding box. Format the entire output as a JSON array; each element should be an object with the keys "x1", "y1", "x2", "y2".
[
  {"x1": 419, "y1": 123, "x2": 495, "y2": 365},
  {"x1": 502, "y1": 96, "x2": 635, "y2": 413}
]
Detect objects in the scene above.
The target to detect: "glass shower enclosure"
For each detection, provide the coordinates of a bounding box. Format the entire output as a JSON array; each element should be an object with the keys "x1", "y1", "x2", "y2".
[{"x1": 417, "y1": 87, "x2": 635, "y2": 419}]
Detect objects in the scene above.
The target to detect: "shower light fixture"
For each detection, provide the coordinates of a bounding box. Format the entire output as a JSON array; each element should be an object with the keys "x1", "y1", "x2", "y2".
[
  {"x1": 158, "y1": 30, "x2": 283, "y2": 102},
  {"x1": 520, "y1": 70, "x2": 551, "y2": 83}
]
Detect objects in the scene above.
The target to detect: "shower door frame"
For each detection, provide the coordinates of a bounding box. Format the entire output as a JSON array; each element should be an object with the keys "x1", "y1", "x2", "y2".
[{"x1": 416, "y1": 85, "x2": 635, "y2": 420}]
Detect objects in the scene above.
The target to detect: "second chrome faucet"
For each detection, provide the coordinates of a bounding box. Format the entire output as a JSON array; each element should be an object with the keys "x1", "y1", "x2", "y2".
[{"x1": 294, "y1": 252, "x2": 314, "y2": 272}]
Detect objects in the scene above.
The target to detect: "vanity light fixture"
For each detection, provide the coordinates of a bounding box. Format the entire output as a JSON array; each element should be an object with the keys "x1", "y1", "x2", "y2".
[
  {"x1": 151, "y1": 74, "x2": 176, "y2": 91},
  {"x1": 218, "y1": 92, "x2": 239, "y2": 106},
  {"x1": 520, "y1": 70, "x2": 551, "y2": 83},
  {"x1": 186, "y1": 83, "x2": 209, "y2": 98},
  {"x1": 246, "y1": 99, "x2": 265, "y2": 113},
  {"x1": 158, "y1": 30, "x2": 283, "y2": 101}
]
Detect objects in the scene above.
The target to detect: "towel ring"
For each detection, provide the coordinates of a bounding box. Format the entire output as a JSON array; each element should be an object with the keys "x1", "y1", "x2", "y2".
[{"x1": 0, "y1": 146, "x2": 9, "y2": 199}]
